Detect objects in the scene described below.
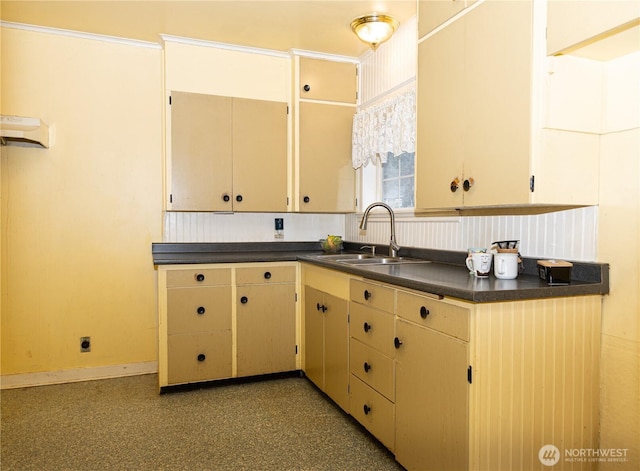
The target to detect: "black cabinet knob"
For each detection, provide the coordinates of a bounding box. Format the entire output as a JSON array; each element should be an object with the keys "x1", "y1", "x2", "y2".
[
  {"x1": 363, "y1": 404, "x2": 371, "y2": 415},
  {"x1": 303, "y1": 84, "x2": 311, "y2": 92},
  {"x1": 240, "y1": 296, "x2": 248, "y2": 304},
  {"x1": 363, "y1": 322, "x2": 371, "y2": 333},
  {"x1": 450, "y1": 178, "x2": 459, "y2": 193},
  {"x1": 363, "y1": 290, "x2": 372, "y2": 301},
  {"x1": 363, "y1": 362, "x2": 371, "y2": 373},
  {"x1": 196, "y1": 273, "x2": 205, "y2": 282},
  {"x1": 197, "y1": 306, "x2": 205, "y2": 315},
  {"x1": 420, "y1": 306, "x2": 430, "y2": 319},
  {"x1": 394, "y1": 337, "x2": 403, "y2": 349},
  {"x1": 236, "y1": 194, "x2": 243, "y2": 202},
  {"x1": 264, "y1": 271, "x2": 271, "y2": 279},
  {"x1": 303, "y1": 196, "x2": 310, "y2": 203},
  {"x1": 197, "y1": 354, "x2": 206, "y2": 362},
  {"x1": 222, "y1": 194, "x2": 230, "y2": 202},
  {"x1": 463, "y1": 178, "x2": 474, "y2": 191}
]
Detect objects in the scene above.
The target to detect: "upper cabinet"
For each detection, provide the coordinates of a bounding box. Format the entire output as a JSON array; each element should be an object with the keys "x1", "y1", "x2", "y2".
[
  {"x1": 294, "y1": 56, "x2": 358, "y2": 213},
  {"x1": 168, "y1": 91, "x2": 288, "y2": 212},
  {"x1": 416, "y1": 0, "x2": 601, "y2": 211},
  {"x1": 547, "y1": 0, "x2": 640, "y2": 56},
  {"x1": 418, "y1": 0, "x2": 478, "y2": 37}
]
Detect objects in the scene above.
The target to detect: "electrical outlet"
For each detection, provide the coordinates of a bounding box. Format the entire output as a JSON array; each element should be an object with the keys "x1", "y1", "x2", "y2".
[
  {"x1": 274, "y1": 218, "x2": 284, "y2": 239},
  {"x1": 80, "y1": 336, "x2": 91, "y2": 353}
]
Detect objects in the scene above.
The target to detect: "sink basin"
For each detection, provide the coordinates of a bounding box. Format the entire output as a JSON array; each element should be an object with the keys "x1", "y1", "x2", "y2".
[
  {"x1": 318, "y1": 253, "x2": 375, "y2": 260},
  {"x1": 336, "y1": 257, "x2": 430, "y2": 265}
]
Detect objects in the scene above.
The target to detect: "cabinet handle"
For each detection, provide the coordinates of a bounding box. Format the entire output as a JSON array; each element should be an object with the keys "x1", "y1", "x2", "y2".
[
  {"x1": 195, "y1": 273, "x2": 205, "y2": 282},
  {"x1": 363, "y1": 362, "x2": 371, "y2": 373},
  {"x1": 222, "y1": 194, "x2": 230, "y2": 202},
  {"x1": 240, "y1": 296, "x2": 248, "y2": 304},
  {"x1": 197, "y1": 306, "x2": 206, "y2": 315},
  {"x1": 236, "y1": 194, "x2": 243, "y2": 202},
  {"x1": 420, "y1": 306, "x2": 430, "y2": 319},
  {"x1": 450, "y1": 178, "x2": 460, "y2": 193},
  {"x1": 303, "y1": 196, "x2": 310, "y2": 203},
  {"x1": 264, "y1": 271, "x2": 271, "y2": 279},
  {"x1": 316, "y1": 303, "x2": 327, "y2": 313},
  {"x1": 303, "y1": 84, "x2": 311, "y2": 92},
  {"x1": 363, "y1": 404, "x2": 371, "y2": 415},
  {"x1": 363, "y1": 322, "x2": 372, "y2": 333},
  {"x1": 197, "y1": 354, "x2": 206, "y2": 362},
  {"x1": 463, "y1": 178, "x2": 474, "y2": 191},
  {"x1": 394, "y1": 337, "x2": 403, "y2": 349},
  {"x1": 363, "y1": 290, "x2": 372, "y2": 301}
]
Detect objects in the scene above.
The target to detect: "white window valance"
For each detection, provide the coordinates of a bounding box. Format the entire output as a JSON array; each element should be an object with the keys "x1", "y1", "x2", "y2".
[{"x1": 351, "y1": 87, "x2": 416, "y2": 169}]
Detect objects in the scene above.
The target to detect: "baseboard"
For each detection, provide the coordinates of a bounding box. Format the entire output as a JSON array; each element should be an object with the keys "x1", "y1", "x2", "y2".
[{"x1": 0, "y1": 361, "x2": 158, "y2": 389}]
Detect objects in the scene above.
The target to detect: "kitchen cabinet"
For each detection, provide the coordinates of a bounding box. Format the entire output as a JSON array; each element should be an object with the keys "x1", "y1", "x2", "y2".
[
  {"x1": 392, "y1": 286, "x2": 601, "y2": 471},
  {"x1": 158, "y1": 262, "x2": 298, "y2": 389},
  {"x1": 348, "y1": 280, "x2": 396, "y2": 451},
  {"x1": 416, "y1": 0, "x2": 600, "y2": 210},
  {"x1": 418, "y1": 0, "x2": 478, "y2": 37},
  {"x1": 547, "y1": 0, "x2": 640, "y2": 56},
  {"x1": 294, "y1": 56, "x2": 357, "y2": 213},
  {"x1": 301, "y1": 264, "x2": 351, "y2": 412},
  {"x1": 168, "y1": 91, "x2": 288, "y2": 212},
  {"x1": 236, "y1": 266, "x2": 297, "y2": 377}
]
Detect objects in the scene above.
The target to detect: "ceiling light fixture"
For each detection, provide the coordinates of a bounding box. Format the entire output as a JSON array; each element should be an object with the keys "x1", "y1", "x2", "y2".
[{"x1": 350, "y1": 13, "x2": 399, "y2": 51}]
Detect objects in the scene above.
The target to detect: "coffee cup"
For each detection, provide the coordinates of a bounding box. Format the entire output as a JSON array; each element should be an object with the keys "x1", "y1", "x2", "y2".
[
  {"x1": 494, "y1": 252, "x2": 519, "y2": 279},
  {"x1": 466, "y1": 252, "x2": 493, "y2": 278}
]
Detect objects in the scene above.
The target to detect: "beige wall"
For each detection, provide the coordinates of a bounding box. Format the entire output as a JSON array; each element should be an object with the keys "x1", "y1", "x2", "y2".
[{"x1": 0, "y1": 27, "x2": 163, "y2": 376}]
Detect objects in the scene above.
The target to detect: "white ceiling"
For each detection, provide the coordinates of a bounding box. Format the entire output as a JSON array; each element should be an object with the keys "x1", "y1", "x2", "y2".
[{"x1": 0, "y1": 1, "x2": 417, "y2": 57}]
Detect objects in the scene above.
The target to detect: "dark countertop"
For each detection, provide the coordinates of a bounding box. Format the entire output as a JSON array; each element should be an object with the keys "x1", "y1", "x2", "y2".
[{"x1": 152, "y1": 242, "x2": 609, "y2": 303}]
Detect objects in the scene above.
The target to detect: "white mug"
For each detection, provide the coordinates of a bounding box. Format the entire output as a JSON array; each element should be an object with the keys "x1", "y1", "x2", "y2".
[
  {"x1": 494, "y1": 253, "x2": 519, "y2": 279},
  {"x1": 466, "y1": 252, "x2": 493, "y2": 278}
]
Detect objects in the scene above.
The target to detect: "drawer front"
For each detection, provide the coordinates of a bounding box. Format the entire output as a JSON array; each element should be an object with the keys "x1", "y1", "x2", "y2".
[
  {"x1": 350, "y1": 338, "x2": 395, "y2": 401},
  {"x1": 166, "y1": 268, "x2": 231, "y2": 288},
  {"x1": 350, "y1": 375, "x2": 395, "y2": 452},
  {"x1": 397, "y1": 290, "x2": 470, "y2": 341},
  {"x1": 235, "y1": 265, "x2": 296, "y2": 285},
  {"x1": 350, "y1": 279, "x2": 395, "y2": 313},
  {"x1": 167, "y1": 286, "x2": 232, "y2": 334},
  {"x1": 350, "y1": 302, "x2": 394, "y2": 357},
  {"x1": 167, "y1": 331, "x2": 232, "y2": 385}
]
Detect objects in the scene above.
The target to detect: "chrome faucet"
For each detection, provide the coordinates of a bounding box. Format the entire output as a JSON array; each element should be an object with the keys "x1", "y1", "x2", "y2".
[{"x1": 359, "y1": 202, "x2": 400, "y2": 258}]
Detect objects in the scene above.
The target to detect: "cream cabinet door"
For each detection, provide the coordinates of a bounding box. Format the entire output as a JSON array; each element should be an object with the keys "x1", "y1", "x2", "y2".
[
  {"x1": 298, "y1": 102, "x2": 356, "y2": 213},
  {"x1": 418, "y1": 0, "x2": 478, "y2": 38},
  {"x1": 232, "y1": 98, "x2": 288, "y2": 212},
  {"x1": 304, "y1": 286, "x2": 325, "y2": 389},
  {"x1": 394, "y1": 318, "x2": 469, "y2": 471},
  {"x1": 299, "y1": 57, "x2": 357, "y2": 104},
  {"x1": 170, "y1": 92, "x2": 233, "y2": 211},
  {"x1": 236, "y1": 283, "x2": 296, "y2": 377}
]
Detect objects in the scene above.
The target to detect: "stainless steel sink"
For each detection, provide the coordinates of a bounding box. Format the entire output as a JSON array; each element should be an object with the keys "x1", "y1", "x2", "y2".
[
  {"x1": 318, "y1": 253, "x2": 375, "y2": 260},
  {"x1": 337, "y1": 256, "x2": 428, "y2": 265}
]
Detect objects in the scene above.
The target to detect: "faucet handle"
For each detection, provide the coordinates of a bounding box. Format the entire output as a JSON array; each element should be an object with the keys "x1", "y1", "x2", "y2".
[{"x1": 360, "y1": 245, "x2": 376, "y2": 256}]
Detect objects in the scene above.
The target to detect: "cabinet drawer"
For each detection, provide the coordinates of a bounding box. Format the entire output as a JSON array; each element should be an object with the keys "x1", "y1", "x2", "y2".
[
  {"x1": 350, "y1": 338, "x2": 395, "y2": 402},
  {"x1": 350, "y1": 279, "x2": 395, "y2": 313},
  {"x1": 167, "y1": 331, "x2": 232, "y2": 385},
  {"x1": 397, "y1": 290, "x2": 470, "y2": 341},
  {"x1": 167, "y1": 286, "x2": 232, "y2": 334},
  {"x1": 349, "y1": 302, "x2": 394, "y2": 357},
  {"x1": 350, "y1": 375, "x2": 395, "y2": 452},
  {"x1": 235, "y1": 265, "x2": 296, "y2": 284},
  {"x1": 166, "y1": 268, "x2": 231, "y2": 288}
]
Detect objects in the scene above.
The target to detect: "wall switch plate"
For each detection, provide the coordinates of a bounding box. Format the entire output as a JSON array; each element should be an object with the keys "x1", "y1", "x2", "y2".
[{"x1": 80, "y1": 336, "x2": 91, "y2": 353}]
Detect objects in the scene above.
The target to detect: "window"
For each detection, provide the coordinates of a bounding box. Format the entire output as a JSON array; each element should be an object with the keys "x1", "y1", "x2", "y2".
[{"x1": 381, "y1": 152, "x2": 415, "y2": 209}]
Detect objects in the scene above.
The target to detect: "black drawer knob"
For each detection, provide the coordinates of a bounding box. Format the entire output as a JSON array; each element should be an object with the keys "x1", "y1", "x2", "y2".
[
  {"x1": 363, "y1": 290, "x2": 372, "y2": 301},
  {"x1": 195, "y1": 273, "x2": 205, "y2": 282},
  {"x1": 303, "y1": 196, "x2": 310, "y2": 203},
  {"x1": 463, "y1": 178, "x2": 474, "y2": 191},
  {"x1": 197, "y1": 306, "x2": 205, "y2": 315},
  {"x1": 264, "y1": 271, "x2": 271, "y2": 279},
  {"x1": 222, "y1": 194, "x2": 230, "y2": 202},
  {"x1": 197, "y1": 354, "x2": 206, "y2": 362},
  {"x1": 363, "y1": 404, "x2": 371, "y2": 415},
  {"x1": 240, "y1": 296, "x2": 248, "y2": 304},
  {"x1": 394, "y1": 337, "x2": 403, "y2": 349},
  {"x1": 303, "y1": 84, "x2": 311, "y2": 92},
  {"x1": 363, "y1": 322, "x2": 371, "y2": 333},
  {"x1": 363, "y1": 362, "x2": 371, "y2": 373},
  {"x1": 420, "y1": 306, "x2": 430, "y2": 319},
  {"x1": 236, "y1": 194, "x2": 243, "y2": 202}
]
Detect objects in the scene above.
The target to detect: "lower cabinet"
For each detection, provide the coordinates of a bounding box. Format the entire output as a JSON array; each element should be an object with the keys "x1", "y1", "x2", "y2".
[
  {"x1": 302, "y1": 264, "x2": 351, "y2": 413},
  {"x1": 158, "y1": 262, "x2": 297, "y2": 389}
]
